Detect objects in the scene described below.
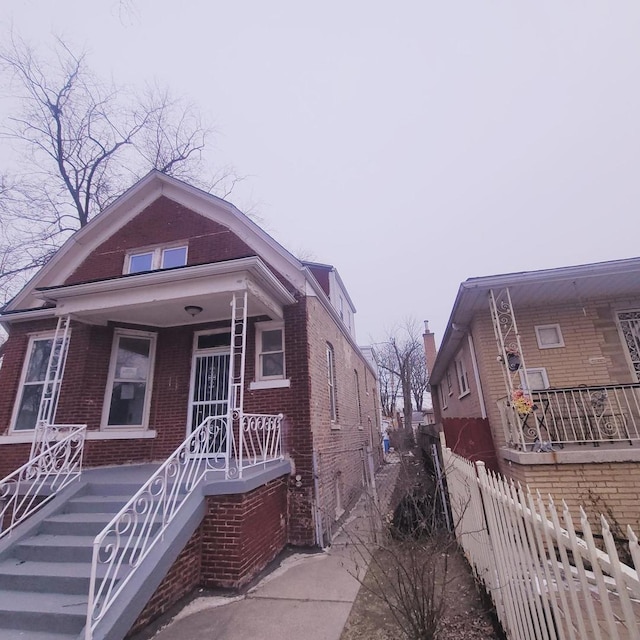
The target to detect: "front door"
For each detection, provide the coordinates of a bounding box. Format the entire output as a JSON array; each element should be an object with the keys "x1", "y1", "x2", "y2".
[{"x1": 189, "y1": 332, "x2": 232, "y2": 456}]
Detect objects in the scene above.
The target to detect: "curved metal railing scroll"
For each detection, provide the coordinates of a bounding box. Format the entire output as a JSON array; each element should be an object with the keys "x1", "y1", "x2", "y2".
[
  {"x1": 0, "y1": 423, "x2": 86, "y2": 539},
  {"x1": 85, "y1": 416, "x2": 223, "y2": 640},
  {"x1": 240, "y1": 413, "x2": 283, "y2": 474}
]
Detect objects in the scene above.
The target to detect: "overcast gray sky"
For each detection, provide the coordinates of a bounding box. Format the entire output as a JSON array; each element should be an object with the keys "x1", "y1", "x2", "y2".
[{"x1": 2, "y1": 1, "x2": 639, "y2": 346}]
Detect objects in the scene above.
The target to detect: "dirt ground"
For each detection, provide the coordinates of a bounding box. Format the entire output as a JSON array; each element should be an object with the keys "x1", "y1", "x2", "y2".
[
  {"x1": 341, "y1": 449, "x2": 501, "y2": 640},
  {"x1": 340, "y1": 546, "x2": 500, "y2": 640}
]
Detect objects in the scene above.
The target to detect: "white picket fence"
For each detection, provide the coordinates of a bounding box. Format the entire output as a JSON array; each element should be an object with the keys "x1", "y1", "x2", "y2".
[{"x1": 442, "y1": 447, "x2": 640, "y2": 639}]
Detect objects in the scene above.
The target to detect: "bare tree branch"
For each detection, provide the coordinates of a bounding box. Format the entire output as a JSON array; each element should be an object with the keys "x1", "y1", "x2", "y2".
[{"x1": 0, "y1": 32, "x2": 241, "y2": 301}]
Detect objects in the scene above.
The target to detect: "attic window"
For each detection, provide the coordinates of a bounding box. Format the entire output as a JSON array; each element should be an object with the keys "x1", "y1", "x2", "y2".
[{"x1": 126, "y1": 246, "x2": 188, "y2": 274}]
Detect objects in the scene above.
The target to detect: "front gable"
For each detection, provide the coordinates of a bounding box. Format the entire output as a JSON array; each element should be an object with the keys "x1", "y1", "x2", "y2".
[
  {"x1": 65, "y1": 196, "x2": 256, "y2": 285},
  {"x1": 6, "y1": 171, "x2": 307, "y2": 312}
]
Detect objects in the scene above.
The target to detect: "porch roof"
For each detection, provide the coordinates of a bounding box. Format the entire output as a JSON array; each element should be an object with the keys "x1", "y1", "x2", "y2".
[
  {"x1": 29, "y1": 256, "x2": 297, "y2": 327},
  {"x1": 431, "y1": 256, "x2": 640, "y2": 384}
]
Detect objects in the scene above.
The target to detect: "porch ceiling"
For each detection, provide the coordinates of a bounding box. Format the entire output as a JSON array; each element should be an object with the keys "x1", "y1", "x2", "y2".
[{"x1": 36, "y1": 257, "x2": 297, "y2": 327}]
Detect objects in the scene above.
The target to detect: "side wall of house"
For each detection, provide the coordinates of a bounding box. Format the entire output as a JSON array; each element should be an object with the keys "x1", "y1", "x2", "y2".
[
  {"x1": 470, "y1": 294, "x2": 640, "y2": 528},
  {"x1": 472, "y1": 295, "x2": 640, "y2": 453},
  {"x1": 305, "y1": 296, "x2": 381, "y2": 544}
]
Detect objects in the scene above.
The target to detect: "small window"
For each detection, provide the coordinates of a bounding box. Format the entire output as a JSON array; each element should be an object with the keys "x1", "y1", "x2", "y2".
[
  {"x1": 127, "y1": 245, "x2": 188, "y2": 274},
  {"x1": 327, "y1": 343, "x2": 337, "y2": 422},
  {"x1": 535, "y1": 324, "x2": 564, "y2": 349},
  {"x1": 520, "y1": 367, "x2": 550, "y2": 391},
  {"x1": 455, "y1": 357, "x2": 470, "y2": 397},
  {"x1": 255, "y1": 323, "x2": 285, "y2": 380},
  {"x1": 162, "y1": 246, "x2": 188, "y2": 269}
]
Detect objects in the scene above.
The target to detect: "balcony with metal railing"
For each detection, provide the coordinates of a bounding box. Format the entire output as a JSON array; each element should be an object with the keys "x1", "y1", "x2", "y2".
[{"x1": 498, "y1": 383, "x2": 640, "y2": 452}]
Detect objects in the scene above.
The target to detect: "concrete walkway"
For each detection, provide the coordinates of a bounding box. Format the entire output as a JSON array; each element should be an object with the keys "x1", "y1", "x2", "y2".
[{"x1": 146, "y1": 459, "x2": 401, "y2": 640}]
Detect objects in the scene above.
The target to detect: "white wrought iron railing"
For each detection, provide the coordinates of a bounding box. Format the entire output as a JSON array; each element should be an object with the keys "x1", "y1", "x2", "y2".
[
  {"x1": 85, "y1": 410, "x2": 285, "y2": 638},
  {"x1": 85, "y1": 415, "x2": 221, "y2": 639},
  {"x1": 443, "y1": 447, "x2": 640, "y2": 640},
  {"x1": 499, "y1": 383, "x2": 640, "y2": 450},
  {"x1": 239, "y1": 412, "x2": 283, "y2": 474},
  {"x1": 0, "y1": 423, "x2": 86, "y2": 539}
]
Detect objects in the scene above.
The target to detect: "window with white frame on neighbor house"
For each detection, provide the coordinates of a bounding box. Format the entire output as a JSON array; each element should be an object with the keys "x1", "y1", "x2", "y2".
[
  {"x1": 446, "y1": 368, "x2": 453, "y2": 396},
  {"x1": 12, "y1": 333, "x2": 55, "y2": 431},
  {"x1": 439, "y1": 383, "x2": 448, "y2": 410},
  {"x1": 126, "y1": 245, "x2": 188, "y2": 274},
  {"x1": 535, "y1": 324, "x2": 564, "y2": 349},
  {"x1": 455, "y1": 357, "x2": 470, "y2": 397},
  {"x1": 255, "y1": 322, "x2": 285, "y2": 381},
  {"x1": 327, "y1": 343, "x2": 337, "y2": 422},
  {"x1": 519, "y1": 367, "x2": 550, "y2": 391}
]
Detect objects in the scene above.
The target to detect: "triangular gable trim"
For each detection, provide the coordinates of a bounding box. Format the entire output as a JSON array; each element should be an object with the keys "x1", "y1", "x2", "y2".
[{"x1": 7, "y1": 171, "x2": 306, "y2": 311}]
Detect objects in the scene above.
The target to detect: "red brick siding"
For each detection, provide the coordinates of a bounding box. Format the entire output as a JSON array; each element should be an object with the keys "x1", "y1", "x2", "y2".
[
  {"x1": 127, "y1": 528, "x2": 202, "y2": 637},
  {"x1": 65, "y1": 197, "x2": 256, "y2": 284},
  {"x1": 441, "y1": 417, "x2": 500, "y2": 473},
  {"x1": 201, "y1": 476, "x2": 288, "y2": 588}
]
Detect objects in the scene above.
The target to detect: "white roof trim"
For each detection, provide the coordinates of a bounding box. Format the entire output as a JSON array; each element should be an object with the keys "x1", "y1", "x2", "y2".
[{"x1": 7, "y1": 171, "x2": 306, "y2": 311}]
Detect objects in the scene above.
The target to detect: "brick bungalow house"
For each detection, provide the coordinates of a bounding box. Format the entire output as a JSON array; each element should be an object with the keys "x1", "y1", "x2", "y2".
[
  {"x1": 0, "y1": 171, "x2": 381, "y2": 639},
  {"x1": 428, "y1": 258, "x2": 640, "y2": 531}
]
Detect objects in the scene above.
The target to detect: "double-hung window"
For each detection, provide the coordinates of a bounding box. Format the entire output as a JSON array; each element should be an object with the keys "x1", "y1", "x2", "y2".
[
  {"x1": 255, "y1": 322, "x2": 285, "y2": 380},
  {"x1": 455, "y1": 357, "x2": 470, "y2": 397},
  {"x1": 12, "y1": 334, "x2": 54, "y2": 431},
  {"x1": 103, "y1": 330, "x2": 156, "y2": 429},
  {"x1": 126, "y1": 245, "x2": 187, "y2": 274},
  {"x1": 327, "y1": 343, "x2": 337, "y2": 422}
]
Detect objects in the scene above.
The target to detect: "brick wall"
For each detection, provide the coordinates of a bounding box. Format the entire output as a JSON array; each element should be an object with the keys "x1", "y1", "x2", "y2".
[
  {"x1": 305, "y1": 296, "x2": 380, "y2": 543},
  {"x1": 506, "y1": 461, "x2": 640, "y2": 530},
  {"x1": 127, "y1": 528, "x2": 202, "y2": 637},
  {"x1": 441, "y1": 417, "x2": 499, "y2": 473},
  {"x1": 201, "y1": 476, "x2": 288, "y2": 588},
  {"x1": 65, "y1": 197, "x2": 256, "y2": 284}
]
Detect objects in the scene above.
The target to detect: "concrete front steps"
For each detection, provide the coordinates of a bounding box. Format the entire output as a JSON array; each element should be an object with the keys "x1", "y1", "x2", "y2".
[{"x1": 0, "y1": 464, "x2": 205, "y2": 640}]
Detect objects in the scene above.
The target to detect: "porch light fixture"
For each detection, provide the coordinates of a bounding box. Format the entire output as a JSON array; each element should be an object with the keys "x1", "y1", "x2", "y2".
[{"x1": 184, "y1": 305, "x2": 203, "y2": 317}]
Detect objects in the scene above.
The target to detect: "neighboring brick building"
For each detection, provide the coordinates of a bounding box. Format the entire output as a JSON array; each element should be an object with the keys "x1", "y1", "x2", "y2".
[
  {"x1": 429, "y1": 258, "x2": 640, "y2": 529},
  {"x1": 0, "y1": 171, "x2": 381, "y2": 632}
]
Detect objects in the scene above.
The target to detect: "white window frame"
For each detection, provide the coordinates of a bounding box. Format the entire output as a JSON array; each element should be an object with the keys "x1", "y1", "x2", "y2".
[
  {"x1": 125, "y1": 244, "x2": 188, "y2": 274},
  {"x1": 10, "y1": 331, "x2": 56, "y2": 432},
  {"x1": 102, "y1": 328, "x2": 157, "y2": 430},
  {"x1": 535, "y1": 324, "x2": 565, "y2": 349},
  {"x1": 446, "y1": 369, "x2": 453, "y2": 396},
  {"x1": 354, "y1": 369, "x2": 363, "y2": 426},
  {"x1": 519, "y1": 367, "x2": 550, "y2": 391},
  {"x1": 455, "y1": 357, "x2": 470, "y2": 398},
  {"x1": 249, "y1": 321, "x2": 290, "y2": 390},
  {"x1": 439, "y1": 383, "x2": 448, "y2": 410},
  {"x1": 327, "y1": 343, "x2": 338, "y2": 424}
]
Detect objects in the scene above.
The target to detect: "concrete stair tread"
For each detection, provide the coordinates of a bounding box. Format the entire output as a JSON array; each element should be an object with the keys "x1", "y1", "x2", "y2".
[
  {"x1": 0, "y1": 629, "x2": 74, "y2": 640},
  {"x1": 0, "y1": 557, "x2": 115, "y2": 579},
  {"x1": 0, "y1": 589, "x2": 87, "y2": 614}
]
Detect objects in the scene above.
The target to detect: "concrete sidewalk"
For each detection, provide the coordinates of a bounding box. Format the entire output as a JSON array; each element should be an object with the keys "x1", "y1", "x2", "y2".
[{"x1": 145, "y1": 459, "x2": 401, "y2": 640}]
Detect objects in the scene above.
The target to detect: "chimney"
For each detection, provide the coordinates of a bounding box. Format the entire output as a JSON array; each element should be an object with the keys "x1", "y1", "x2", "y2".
[{"x1": 423, "y1": 320, "x2": 437, "y2": 378}]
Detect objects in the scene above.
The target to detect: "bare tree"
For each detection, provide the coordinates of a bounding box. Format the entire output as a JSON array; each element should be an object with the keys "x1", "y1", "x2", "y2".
[
  {"x1": 377, "y1": 319, "x2": 427, "y2": 423},
  {"x1": 0, "y1": 33, "x2": 237, "y2": 298}
]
